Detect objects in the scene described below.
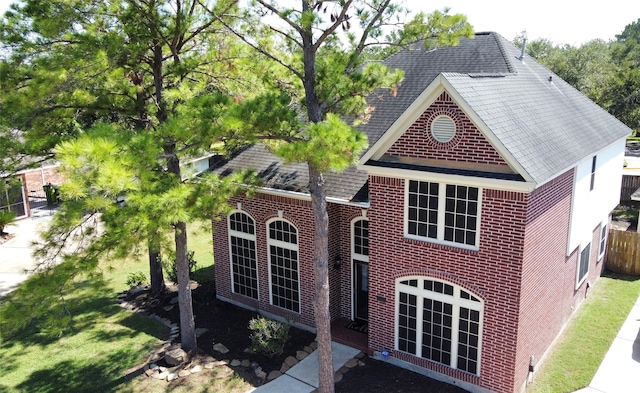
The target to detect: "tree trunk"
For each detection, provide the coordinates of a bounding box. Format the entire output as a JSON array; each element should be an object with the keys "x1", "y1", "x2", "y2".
[
  {"x1": 308, "y1": 163, "x2": 334, "y2": 393},
  {"x1": 165, "y1": 142, "x2": 197, "y2": 352},
  {"x1": 175, "y1": 219, "x2": 196, "y2": 352},
  {"x1": 148, "y1": 234, "x2": 165, "y2": 295}
]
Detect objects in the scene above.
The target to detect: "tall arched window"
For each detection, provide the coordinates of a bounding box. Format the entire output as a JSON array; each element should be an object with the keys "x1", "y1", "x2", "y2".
[
  {"x1": 352, "y1": 218, "x2": 369, "y2": 323},
  {"x1": 396, "y1": 277, "x2": 483, "y2": 375},
  {"x1": 228, "y1": 212, "x2": 258, "y2": 299},
  {"x1": 267, "y1": 219, "x2": 300, "y2": 312}
]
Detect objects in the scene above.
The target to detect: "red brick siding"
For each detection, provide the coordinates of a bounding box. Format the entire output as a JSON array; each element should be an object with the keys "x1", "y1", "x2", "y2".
[
  {"x1": 515, "y1": 170, "x2": 606, "y2": 393},
  {"x1": 213, "y1": 193, "x2": 362, "y2": 328},
  {"x1": 367, "y1": 175, "x2": 527, "y2": 393},
  {"x1": 386, "y1": 92, "x2": 509, "y2": 167},
  {"x1": 22, "y1": 166, "x2": 64, "y2": 195}
]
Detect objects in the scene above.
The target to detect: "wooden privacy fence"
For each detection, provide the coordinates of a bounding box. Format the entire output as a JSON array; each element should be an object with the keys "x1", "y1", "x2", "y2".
[
  {"x1": 620, "y1": 175, "x2": 640, "y2": 201},
  {"x1": 607, "y1": 229, "x2": 640, "y2": 276}
]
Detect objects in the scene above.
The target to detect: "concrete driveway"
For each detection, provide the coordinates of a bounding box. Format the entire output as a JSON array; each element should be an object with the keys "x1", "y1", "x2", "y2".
[{"x1": 0, "y1": 216, "x2": 52, "y2": 297}]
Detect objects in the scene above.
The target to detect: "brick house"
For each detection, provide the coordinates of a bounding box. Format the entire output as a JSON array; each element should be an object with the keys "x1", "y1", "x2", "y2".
[{"x1": 210, "y1": 33, "x2": 631, "y2": 393}]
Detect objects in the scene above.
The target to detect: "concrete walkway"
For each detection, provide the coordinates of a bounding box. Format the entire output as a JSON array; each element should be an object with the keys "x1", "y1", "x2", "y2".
[
  {"x1": 575, "y1": 294, "x2": 640, "y2": 393},
  {"x1": 247, "y1": 341, "x2": 360, "y2": 393},
  {"x1": 0, "y1": 216, "x2": 52, "y2": 297}
]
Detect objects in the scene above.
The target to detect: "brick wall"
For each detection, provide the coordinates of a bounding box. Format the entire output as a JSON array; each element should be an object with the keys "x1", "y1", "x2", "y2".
[
  {"x1": 367, "y1": 175, "x2": 527, "y2": 393},
  {"x1": 213, "y1": 192, "x2": 362, "y2": 328},
  {"x1": 386, "y1": 92, "x2": 509, "y2": 168},
  {"x1": 22, "y1": 166, "x2": 64, "y2": 196},
  {"x1": 516, "y1": 168, "x2": 605, "y2": 391}
]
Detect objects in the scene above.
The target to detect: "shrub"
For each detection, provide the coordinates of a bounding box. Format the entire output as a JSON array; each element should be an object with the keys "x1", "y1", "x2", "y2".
[
  {"x1": 125, "y1": 271, "x2": 147, "y2": 287},
  {"x1": 248, "y1": 317, "x2": 290, "y2": 357},
  {"x1": 0, "y1": 209, "x2": 16, "y2": 234},
  {"x1": 162, "y1": 251, "x2": 197, "y2": 284}
]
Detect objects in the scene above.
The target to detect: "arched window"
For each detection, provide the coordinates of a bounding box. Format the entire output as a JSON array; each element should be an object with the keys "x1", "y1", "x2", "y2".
[
  {"x1": 228, "y1": 211, "x2": 258, "y2": 299},
  {"x1": 267, "y1": 219, "x2": 300, "y2": 312},
  {"x1": 396, "y1": 277, "x2": 483, "y2": 375},
  {"x1": 352, "y1": 218, "x2": 369, "y2": 323}
]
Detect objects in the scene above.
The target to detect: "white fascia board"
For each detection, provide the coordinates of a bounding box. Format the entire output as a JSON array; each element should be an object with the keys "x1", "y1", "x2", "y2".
[
  {"x1": 358, "y1": 74, "x2": 535, "y2": 185},
  {"x1": 257, "y1": 187, "x2": 371, "y2": 208},
  {"x1": 359, "y1": 75, "x2": 448, "y2": 164},
  {"x1": 357, "y1": 163, "x2": 536, "y2": 193}
]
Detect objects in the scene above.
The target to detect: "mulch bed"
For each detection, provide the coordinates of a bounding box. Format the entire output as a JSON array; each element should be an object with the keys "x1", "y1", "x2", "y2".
[
  {"x1": 125, "y1": 281, "x2": 469, "y2": 392},
  {"x1": 124, "y1": 281, "x2": 316, "y2": 386}
]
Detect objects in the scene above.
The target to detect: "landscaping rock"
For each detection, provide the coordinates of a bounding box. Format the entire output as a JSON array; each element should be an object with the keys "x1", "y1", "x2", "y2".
[
  {"x1": 195, "y1": 327, "x2": 209, "y2": 337},
  {"x1": 344, "y1": 358, "x2": 359, "y2": 368},
  {"x1": 191, "y1": 365, "x2": 202, "y2": 373},
  {"x1": 241, "y1": 359, "x2": 250, "y2": 367},
  {"x1": 230, "y1": 359, "x2": 241, "y2": 367},
  {"x1": 254, "y1": 366, "x2": 262, "y2": 376},
  {"x1": 334, "y1": 372, "x2": 343, "y2": 383},
  {"x1": 152, "y1": 371, "x2": 169, "y2": 380},
  {"x1": 163, "y1": 305, "x2": 174, "y2": 311},
  {"x1": 167, "y1": 373, "x2": 178, "y2": 381},
  {"x1": 296, "y1": 350, "x2": 308, "y2": 360},
  {"x1": 257, "y1": 370, "x2": 267, "y2": 379},
  {"x1": 280, "y1": 363, "x2": 291, "y2": 373},
  {"x1": 284, "y1": 356, "x2": 298, "y2": 367},
  {"x1": 178, "y1": 369, "x2": 191, "y2": 378},
  {"x1": 303, "y1": 345, "x2": 314, "y2": 353},
  {"x1": 267, "y1": 370, "x2": 282, "y2": 380},
  {"x1": 310, "y1": 341, "x2": 318, "y2": 350},
  {"x1": 213, "y1": 343, "x2": 229, "y2": 354},
  {"x1": 165, "y1": 348, "x2": 188, "y2": 366},
  {"x1": 144, "y1": 369, "x2": 156, "y2": 377}
]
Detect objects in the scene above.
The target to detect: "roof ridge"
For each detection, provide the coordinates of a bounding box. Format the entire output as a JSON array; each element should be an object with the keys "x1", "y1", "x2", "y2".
[{"x1": 491, "y1": 32, "x2": 517, "y2": 74}]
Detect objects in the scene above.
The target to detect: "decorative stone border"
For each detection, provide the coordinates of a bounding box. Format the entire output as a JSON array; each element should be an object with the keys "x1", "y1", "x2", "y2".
[{"x1": 117, "y1": 287, "x2": 366, "y2": 386}]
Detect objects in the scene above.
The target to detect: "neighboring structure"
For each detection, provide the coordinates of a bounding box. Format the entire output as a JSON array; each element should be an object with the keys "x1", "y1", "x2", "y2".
[{"x1": 210, "y1": 33, "x2": 631, "y2": 393}]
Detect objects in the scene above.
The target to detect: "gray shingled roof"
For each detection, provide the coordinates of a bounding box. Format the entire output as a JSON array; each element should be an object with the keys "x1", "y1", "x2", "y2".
[
  {"x1": 443, "y1": 34, "x2": 631, "y2": 184},
  {"x1": 212, "y1": 32, "x2": 631, "y2": 201},
  {"x1": 215, "y1": 144, "x2": 369, "y2": 202}
]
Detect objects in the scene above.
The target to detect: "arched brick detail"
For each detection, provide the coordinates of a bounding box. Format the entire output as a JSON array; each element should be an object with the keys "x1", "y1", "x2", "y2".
[
  {"x1": 424, "y1": 110, "x2": 464, "y2": 150},
  {"x1": 393, "y1": 269, "x2": 486, "y2": 300}
]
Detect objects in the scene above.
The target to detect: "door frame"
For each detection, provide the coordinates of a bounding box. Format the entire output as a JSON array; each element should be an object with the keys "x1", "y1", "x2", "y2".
[{"x1": 350, "y1": 216, "x2": 369, "y2": 323}]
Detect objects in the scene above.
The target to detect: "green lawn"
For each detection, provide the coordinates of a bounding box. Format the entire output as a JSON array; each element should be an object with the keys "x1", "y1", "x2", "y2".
[
  {"x1": 0, "y1": 221, "x2": 233, "y2": 393},
  {"x1": 528, "y1": 272, "x2": 640, "y2": 393}
]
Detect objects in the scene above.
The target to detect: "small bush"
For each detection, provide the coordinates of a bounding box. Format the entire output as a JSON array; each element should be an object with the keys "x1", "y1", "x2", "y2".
[
  {"x1": 248, "y1": 317, "x2": 290, "y2": 357},
  {"x1": 162, "y1": 251, "x2": 197, "y2": 284},
  {"x1": 0, "y1": 209, "x2": 16, "y2": 234},
  {"x1": 125, "y1": 271, "x2": 147, "y2": 287}
]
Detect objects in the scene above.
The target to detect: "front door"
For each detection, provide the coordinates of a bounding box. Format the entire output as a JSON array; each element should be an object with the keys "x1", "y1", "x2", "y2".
[{"x1": 353, "y1": 259, "x2": 368, "y2": 324}]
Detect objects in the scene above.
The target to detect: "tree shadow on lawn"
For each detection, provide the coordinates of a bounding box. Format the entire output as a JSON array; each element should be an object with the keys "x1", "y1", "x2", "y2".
[
  {"x1": 15, "y1": 349, "x2": 147, "y2": 393},
  {"x1": 1, "y1": 278, "x2": 126, "y2": 348},
  {"x1": 603, "y1": 269, "x2": 640, "y2": 282},
  {"x1": 89, "y1": 312, "x2": 169, "y2": 343}
]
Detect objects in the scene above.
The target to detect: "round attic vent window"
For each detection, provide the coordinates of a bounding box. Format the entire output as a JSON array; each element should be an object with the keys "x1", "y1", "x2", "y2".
[{"x1": 431, "y1": 115, "x2": 456, "y2": 143}]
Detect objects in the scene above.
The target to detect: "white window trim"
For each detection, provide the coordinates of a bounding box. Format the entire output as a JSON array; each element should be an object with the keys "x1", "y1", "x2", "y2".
[
  {"x1": 266, "y1": 217, "x2": 301, "y2": 313},
  {"x1": 597, "y1": 223, "x2": 607, "y2": 261},
  {"x1": 576, "y1": 243, "x2": 591, "y2": 289},
  {"x1": 403, "y1": 180, "x2": 482, "y2": 251},
  {"x1": 351, "y1": 217, "x2": 369, "y2": 321},
  {"x1": 227, "y1": 210, "x2": 259, "y2": 300},
  {"x1": 394, "y1": 276, "x2": 483, "y2": 376}
]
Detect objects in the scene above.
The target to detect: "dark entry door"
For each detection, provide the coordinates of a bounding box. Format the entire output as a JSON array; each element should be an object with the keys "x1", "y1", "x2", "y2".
[{"x1": 353, "y1": 259, "x2": 368, "y2": 324}]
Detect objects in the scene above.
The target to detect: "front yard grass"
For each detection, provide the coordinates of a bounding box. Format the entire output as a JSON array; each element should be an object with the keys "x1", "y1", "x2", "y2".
[
  {"x1": 0, "y1": 221, "x2": 243, "y2": 393},
  {"x1": 527, "y1": 271, "x2": 640, "y2": 393}
]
